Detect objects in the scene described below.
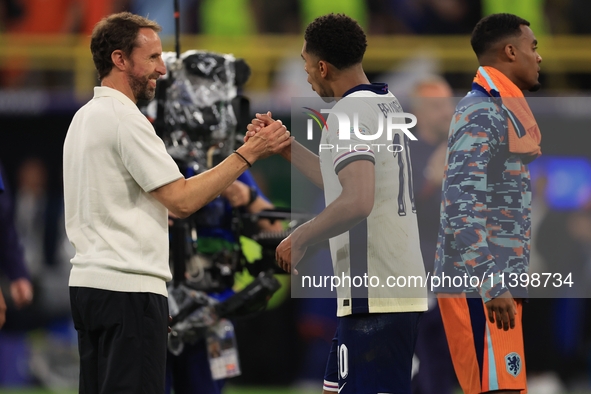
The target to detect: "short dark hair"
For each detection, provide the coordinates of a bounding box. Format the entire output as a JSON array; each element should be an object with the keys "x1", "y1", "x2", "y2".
[
  {"x1": 471, "y1": 13, "x2": 530, "y2": 58},
  {"x1": 304, "y1": 13, "x2": 367, "y2": 70},
  {"x1": 91, "y1": 12, "x2": 162, "y2": 80}
]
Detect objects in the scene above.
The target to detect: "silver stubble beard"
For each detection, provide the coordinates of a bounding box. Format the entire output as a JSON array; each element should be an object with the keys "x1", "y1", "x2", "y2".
[{"x1": 129, "y1": 72, "x2": 156, "y2": 101}]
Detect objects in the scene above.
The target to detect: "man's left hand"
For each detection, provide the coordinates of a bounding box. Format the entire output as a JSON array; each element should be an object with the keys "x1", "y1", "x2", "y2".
[
  {"x1": 10, "y1": 278, "x2": 33, "y2": 309},
  {"x1": 485, "y1": 291, "x2": 516, "y2": 331}
]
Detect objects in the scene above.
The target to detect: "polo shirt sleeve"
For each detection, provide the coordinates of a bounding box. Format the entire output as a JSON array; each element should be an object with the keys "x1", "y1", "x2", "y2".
[{"x1": 118, "y1": 114, "x2": 183, "y2": 192}]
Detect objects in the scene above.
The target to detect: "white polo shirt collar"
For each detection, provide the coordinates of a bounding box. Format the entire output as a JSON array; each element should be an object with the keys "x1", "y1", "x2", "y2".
[{"x1": 93, "y1": 86, "x2": 137, "y2": 108}]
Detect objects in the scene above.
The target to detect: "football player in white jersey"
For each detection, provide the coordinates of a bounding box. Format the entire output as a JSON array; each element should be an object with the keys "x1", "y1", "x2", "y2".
[{"x1": 247, "y1": 13, "x2": 427, "y2": 394}]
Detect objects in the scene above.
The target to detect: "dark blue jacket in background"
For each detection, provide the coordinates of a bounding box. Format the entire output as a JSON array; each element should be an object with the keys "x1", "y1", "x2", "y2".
[{"x1": 0, "y1": 161, "x2": 30, "y2": 281}]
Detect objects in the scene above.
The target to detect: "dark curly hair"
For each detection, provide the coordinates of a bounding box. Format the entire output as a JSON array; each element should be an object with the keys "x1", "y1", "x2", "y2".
[
  {"x1": 91, "y1": 12, "x2": 162, "y2": 80},
  {"x1": 304, "y1": 13, "x2": 367, "y2": 70},
  {"x1": 471, "y1": 13, "x2": 530, "y2": 58}
]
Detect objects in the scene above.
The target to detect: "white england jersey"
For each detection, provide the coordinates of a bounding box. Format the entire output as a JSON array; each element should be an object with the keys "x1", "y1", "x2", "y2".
[{"x1": 318, "y1": 84, "x2": 428, "y2": 317}]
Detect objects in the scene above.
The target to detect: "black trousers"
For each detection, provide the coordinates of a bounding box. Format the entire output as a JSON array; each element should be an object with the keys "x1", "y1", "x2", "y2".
[{"x1": 70, "y1": 287, "x2": 169, "y2": 394}]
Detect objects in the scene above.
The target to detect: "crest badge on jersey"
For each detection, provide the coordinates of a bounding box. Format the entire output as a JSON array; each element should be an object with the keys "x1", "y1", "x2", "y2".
[
  {"x1": 336, "y1": 127, "x2": 368, "y2": 137},
  {"x1": 504, "y1": 352, "x2": 522, "y2": 377}
]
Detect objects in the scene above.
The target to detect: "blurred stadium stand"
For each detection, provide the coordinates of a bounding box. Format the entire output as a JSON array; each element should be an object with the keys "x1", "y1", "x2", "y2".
[{"x1": 1, "y1": 34, "x2": 591, "y2": 106}]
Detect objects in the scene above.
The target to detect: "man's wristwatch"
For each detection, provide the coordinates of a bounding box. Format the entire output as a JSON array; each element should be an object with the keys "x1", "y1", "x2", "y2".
[{"x1": 247, "y1": 186, "x2": 258, "y2": 206}]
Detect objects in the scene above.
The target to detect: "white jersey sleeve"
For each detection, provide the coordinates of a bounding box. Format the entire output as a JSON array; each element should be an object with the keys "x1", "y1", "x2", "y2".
[{"x1": 325, "y1": 99, "x2": 376, "y2": 175}]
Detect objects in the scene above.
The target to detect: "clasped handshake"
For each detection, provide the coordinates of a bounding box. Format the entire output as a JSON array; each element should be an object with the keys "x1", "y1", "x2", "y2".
[
  {"x1": 244, "y1": 111, "x2": 297, "y2": 274},
  {"x1": 238, "y1": 112, "x2": 292, "y2": 162},
  {"x1": 242, "y1": 112, "x2": 291, "y2": 160}
]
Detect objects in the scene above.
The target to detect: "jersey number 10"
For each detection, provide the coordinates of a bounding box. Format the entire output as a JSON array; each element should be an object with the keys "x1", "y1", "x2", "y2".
[{"x1": 393, "y1": 134, "x2": 416, "y2": 216}]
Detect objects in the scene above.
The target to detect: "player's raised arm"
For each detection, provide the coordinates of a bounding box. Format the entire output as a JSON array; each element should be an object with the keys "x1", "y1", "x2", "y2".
[
  {"x1": 247, "y1": 112, "x2": 324, "y2": 190},
  {"x1": 151, "y1": 119, "x2": 291, "y2": 218}
]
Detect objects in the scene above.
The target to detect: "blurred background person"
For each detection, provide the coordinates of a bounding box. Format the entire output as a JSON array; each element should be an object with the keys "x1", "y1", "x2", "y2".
[
  {"x1": 15, "y1": 157, "x2": 73, "y2": 322},
  {"x1": 409, "y1": 76, "x2": 454, "y2": 272},
  {"x1": 0, "y1": 166, "x2": 7, "y2": 330},
  {"x1": 0, "y1": 159, "x2": 34, "y2": 387},
  {"x1": 9, "y1": 157, "x2": 78, "y2": 390},
  {"x1": 0, "y1": 160, "x2": 33, "y2": 311},
  {"x1": 409, "y1": 76, "x2": 457, "y2": 394}
]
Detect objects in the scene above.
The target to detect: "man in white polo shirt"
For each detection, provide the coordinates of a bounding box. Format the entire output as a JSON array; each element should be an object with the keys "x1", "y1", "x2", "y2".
[{"x1": 63, "y1": 12, "x2": 290, "y2": 394}]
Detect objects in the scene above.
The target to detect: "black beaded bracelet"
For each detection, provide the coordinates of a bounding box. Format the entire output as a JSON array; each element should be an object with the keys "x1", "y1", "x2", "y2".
[{"x1": 233, "y1": 150, "x2": 252, "y2": 167}]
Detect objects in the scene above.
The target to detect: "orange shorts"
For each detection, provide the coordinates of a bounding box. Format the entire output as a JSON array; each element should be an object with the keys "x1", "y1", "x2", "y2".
[{"x1": 438, "y1": 294, "x2": 527, "y2": 394}]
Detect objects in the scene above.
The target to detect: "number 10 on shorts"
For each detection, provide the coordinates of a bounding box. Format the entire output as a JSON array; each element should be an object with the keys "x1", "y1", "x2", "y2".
[{"x1": 338, "y1": 344, "x2": 349, "y2": 379}]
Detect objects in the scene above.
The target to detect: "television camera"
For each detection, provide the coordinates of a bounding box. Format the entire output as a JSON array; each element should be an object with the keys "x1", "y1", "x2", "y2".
[{"x1": 144, "y1": 50, "x2": 307, "y2": 354}]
